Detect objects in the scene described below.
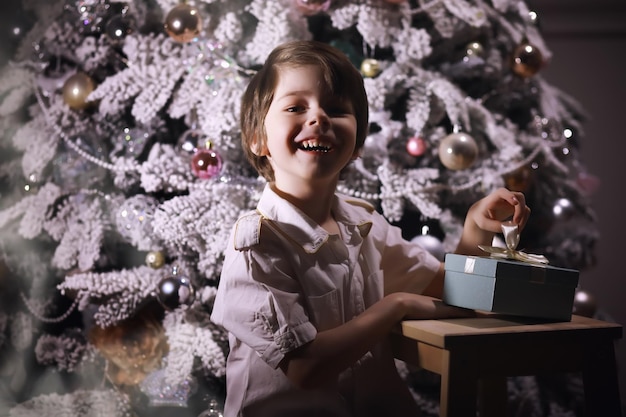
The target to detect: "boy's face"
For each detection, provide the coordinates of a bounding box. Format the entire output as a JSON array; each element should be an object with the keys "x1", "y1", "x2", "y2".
[{"x1": 257, "y1": 65, "x2": 358, "y2": 190}]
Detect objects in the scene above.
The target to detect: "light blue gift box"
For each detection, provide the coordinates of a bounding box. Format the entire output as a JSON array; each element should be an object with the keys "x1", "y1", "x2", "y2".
[{"x1": 442, "y1": 253, "x2": 580, "y2": 321}]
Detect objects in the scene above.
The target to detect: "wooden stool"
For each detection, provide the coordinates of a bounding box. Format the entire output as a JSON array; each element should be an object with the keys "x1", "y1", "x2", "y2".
[{"x1": 391, "y1": 314, "x2": 623, "y2": 417}]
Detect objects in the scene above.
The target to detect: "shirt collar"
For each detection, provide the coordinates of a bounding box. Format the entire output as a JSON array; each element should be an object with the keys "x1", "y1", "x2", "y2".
[{"x1": 256, "y1": 184, "x2": 373, "y2": 253}]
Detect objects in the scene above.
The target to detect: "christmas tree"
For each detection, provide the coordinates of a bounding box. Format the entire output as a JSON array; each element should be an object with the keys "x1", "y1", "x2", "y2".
[{"x1": 0, "y1": 0, "x2": 598, "y2": 416}]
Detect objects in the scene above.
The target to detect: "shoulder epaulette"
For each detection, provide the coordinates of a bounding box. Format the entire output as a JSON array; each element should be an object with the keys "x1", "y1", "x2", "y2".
[
  {"x1": 344, "y1": 197, "x2": 376, "y2": 213},
  {"x1": 233, "y1": 211, "x2": 263, "y2": 250}
]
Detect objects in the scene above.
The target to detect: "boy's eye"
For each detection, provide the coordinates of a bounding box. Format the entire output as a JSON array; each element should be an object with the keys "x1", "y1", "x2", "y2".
[
  {"x1": 327, "y1": 106, "x2": 352, "y2": 116},
  {"x1": 286, "y1": 106, "x2": 303, "y2": 113},
  {"x1": 326, "y1": 99, "x2": 354, "y2": 116}
]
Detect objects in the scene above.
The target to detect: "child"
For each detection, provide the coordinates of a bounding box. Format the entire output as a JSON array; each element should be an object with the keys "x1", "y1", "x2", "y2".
[{"x1": 211, "y1": 40, "x2": 530, "y2": 417}]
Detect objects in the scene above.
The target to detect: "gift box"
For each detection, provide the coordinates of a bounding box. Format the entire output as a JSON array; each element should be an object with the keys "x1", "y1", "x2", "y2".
[{"x1": 442, "y1": 253, "x2": 579, "y2": 321}]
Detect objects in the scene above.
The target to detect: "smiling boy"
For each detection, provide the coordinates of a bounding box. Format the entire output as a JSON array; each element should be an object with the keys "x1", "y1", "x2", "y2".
[{"x1": 211, "y1": 40, "x2": 530, "y2": 417}]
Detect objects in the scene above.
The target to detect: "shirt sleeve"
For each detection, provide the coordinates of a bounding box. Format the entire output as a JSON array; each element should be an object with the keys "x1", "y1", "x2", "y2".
[
  {"x1": 372, "y1": 211, "x2": 442, "y2": 295},
  {"x1": 211, "y1": 221, "x2": 317, "y2": 369}
]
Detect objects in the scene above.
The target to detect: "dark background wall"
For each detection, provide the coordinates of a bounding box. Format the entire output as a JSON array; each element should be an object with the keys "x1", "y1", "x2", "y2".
[
  {"x1": 527, "y1": 0, "x2": 626, "y2": 410},
  {"x1": 1, "y1": 0, "x2": 625, "y2": 412}
]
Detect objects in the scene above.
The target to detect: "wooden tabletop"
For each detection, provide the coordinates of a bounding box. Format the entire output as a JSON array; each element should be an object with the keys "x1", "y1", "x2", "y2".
[
  {"x1": 392, "y1": 314, "x2": 624, "y2": 416},
  {"x1": 396, "y1": 314, "x2": 623, "y2": 349}
]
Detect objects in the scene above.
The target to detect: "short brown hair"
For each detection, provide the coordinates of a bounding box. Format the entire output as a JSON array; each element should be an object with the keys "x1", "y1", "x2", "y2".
[{"x1": 239, "y1": 40, "x2": 369, "y2": 181}]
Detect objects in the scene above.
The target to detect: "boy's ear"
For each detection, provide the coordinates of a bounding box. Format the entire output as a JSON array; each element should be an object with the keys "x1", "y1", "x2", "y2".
[
  {"x1": 250, "y1": 135, "x2": 268, "y2": 156},
  {"x1": 351, "y1": 147, "x2": 362, "y2": 160}
]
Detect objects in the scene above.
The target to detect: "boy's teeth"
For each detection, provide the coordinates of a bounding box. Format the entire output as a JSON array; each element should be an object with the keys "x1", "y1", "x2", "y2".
[{"x1": 300, "y1": 140, "x2": 331, "y2": 151}]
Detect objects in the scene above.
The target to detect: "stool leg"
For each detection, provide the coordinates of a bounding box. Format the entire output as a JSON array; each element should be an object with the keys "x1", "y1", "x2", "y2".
[
  {"x1": 582, "y1": 340, "x2": 622, "y2": 417},
  {"x1": 478, "y1": 377, "x2": 507, "y2": 417},
  {"x1": 440, "y1": 350, "x2": 477, "y2": 417}
]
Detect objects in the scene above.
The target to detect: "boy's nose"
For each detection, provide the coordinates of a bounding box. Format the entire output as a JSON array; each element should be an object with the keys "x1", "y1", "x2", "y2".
[{"x1": 308, "y1": 108, "x2": 329, "y2": 127}]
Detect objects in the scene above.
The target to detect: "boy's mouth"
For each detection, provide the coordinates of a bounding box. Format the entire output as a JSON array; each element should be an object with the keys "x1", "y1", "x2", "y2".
[{"x1": 297, "y1": 139, "x2": 332, "y2": 153}]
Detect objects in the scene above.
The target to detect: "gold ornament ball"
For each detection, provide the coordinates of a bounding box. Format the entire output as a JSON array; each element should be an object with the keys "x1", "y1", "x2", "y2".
[
  {"x1": 360, "y1": 58, "x2": 381, "y2": 78},
  {"x1": 511, "y1": 42, "x2": 544, "y2": 78},
  {"x1": 465, "y1": 41, "x2": 484, "y2": 58},
  {"x1": 146, "y1": 251, "x2": 165, "y2": 269},
  {"x1": 89, "y1": 309, "x2": 168, "y2": 386},
  {"x1": 164, "y1": 4, "x2": 202, "y2": 43},
  {"x1": 62, "y1": 72, "x2": 96, "y2": 110},
  {"x1": 438, "y1": 132, "x2": 478, "y2": 170},
  {"x1": 503, "y1": 165, "x2": 533, "y2": 193}
]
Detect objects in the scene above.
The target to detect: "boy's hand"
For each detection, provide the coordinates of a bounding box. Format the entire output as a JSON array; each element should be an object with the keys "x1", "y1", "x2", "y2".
[
  {"x1": 391, "y1": 292, "x2": 476, "y2": 320},
  {"x1": 469, "y1": 187, "x2": 530, "y2": 233},
  {"x1": 456, "y1": 188, "x2": 531, "y2": 256}
]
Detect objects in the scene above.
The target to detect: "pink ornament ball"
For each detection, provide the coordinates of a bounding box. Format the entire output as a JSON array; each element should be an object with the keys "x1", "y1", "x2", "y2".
[
  {"x1": 406, "y1": 136, "x2": 426, "y2": 157},
  {"x1": 191, "y1": 148, "x2": 223, "y2": 179},
  {"x1": 294, "y1": 0, "x2": 331, "y2": 16}
]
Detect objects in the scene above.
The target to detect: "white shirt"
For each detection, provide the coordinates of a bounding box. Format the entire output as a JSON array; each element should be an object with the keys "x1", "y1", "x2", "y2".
[{"x1": 211, "y1": 184, "x2": 441, "y2": 417}]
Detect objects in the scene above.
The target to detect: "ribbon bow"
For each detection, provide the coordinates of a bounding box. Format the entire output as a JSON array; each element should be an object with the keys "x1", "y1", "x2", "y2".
[{"x1": 478, "y1": 221, "x2": 549, "y2": 265}]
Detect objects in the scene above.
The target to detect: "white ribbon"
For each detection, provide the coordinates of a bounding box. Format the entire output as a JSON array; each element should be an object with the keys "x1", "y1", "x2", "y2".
[{"x1": 478, "y1": 221, "x2": 549, "y2": 265}]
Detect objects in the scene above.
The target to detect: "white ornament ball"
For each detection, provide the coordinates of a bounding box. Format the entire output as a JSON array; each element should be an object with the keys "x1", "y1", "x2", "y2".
[
  {"x1": 411, "y1": 234, "x2": 446, "y2": 261},
  {"x1": 552, "y1": 197, "x2": 575, "y2": 220},
  {"x1": 438, "y1": 132, "x2": 478, "y2": 170}
]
